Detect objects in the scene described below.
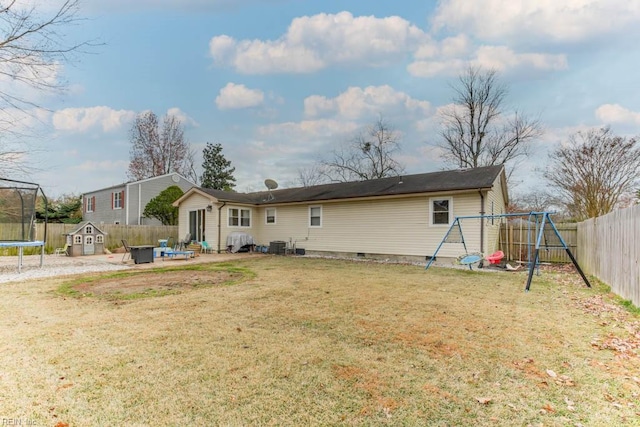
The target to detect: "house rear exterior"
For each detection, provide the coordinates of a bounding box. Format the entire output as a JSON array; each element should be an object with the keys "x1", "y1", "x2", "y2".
[
  {"x1": 173, "y1": 166, "x2": 508, "y2": 262},
  {"x1": 83, "y1": 173, "x2": 196, "y2": 226}
]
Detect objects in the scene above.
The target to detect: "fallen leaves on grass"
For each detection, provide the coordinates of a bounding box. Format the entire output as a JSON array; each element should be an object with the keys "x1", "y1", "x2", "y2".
[{"x1": 475, "y1": 397, "x2": 492, "y2": 405}]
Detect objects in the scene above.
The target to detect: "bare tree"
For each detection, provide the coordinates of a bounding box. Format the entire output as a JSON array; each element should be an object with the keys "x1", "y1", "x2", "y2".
[
  {"x1": 321, "y1": 117, "x2": 404, "y2": 182},
  {"x1": 128, "y1": 111, "x2": 194, "y2": 181},
  {"x1": 439, "y1": 66, "x2": 542, "y2": 178},
  {"x1": 296, "y1": 164, "x2": 328, "y2": 187},
  {"x1": 0, "y1": 0, "x2": 90, "y2": 176},
  {"x1": 546, "y1": 127, "x2": 640, "y2": 220}
]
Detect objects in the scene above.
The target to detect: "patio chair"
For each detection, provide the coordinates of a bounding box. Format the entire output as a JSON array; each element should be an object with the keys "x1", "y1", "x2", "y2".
[
  {"x1": 200, "y1": 241, "x2": 214, "y2": 254},
  {"x1": 177, "y1": 233, "x2": 191, "y2": 250},
  {"x1": 121, "y1": 239, "x2": 131, "y2": 262},
  {"x1": 54, "y1": 243, "x2": 69, "y2": 256}
]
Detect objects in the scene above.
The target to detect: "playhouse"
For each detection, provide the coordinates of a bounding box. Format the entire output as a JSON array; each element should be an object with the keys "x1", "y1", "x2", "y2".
[{"x1": 64, "y1": 221, "x2": 107, "y2": 256}]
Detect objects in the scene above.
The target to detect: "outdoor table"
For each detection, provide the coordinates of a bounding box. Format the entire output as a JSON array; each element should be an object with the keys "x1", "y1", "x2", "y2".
[{"x1": 129, "y1": 245, "x2": 155, "y2": 264}]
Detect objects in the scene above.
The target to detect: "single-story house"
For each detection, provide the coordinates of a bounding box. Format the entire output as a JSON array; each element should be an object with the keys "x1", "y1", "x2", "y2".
[
  {"x1": 172, "y1": 165, "x2": 508, "y2": 262},
  {"x1": 82, "y1": 172, "x2": 197, "y2": 226}
]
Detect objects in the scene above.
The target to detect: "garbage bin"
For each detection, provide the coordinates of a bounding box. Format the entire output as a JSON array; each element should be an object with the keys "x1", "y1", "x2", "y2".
[{"x1": 269, "y1": 241, "x2": 286, "y2": 255}]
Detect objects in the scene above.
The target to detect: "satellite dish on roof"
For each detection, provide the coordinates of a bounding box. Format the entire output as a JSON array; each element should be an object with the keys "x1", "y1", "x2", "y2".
[{"x1": 264, "y1": 179, "x2": 278, "y2": 190}]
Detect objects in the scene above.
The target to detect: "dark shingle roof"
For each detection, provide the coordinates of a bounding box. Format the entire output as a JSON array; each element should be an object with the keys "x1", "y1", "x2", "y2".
[{"x1": 198, "y1": 166, "x2": 504, "y2": 205}]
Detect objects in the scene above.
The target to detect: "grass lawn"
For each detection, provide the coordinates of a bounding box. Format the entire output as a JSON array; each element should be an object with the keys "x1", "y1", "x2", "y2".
[{"x1": 0, "y1": 257, "x2": 639, "y2": 426}]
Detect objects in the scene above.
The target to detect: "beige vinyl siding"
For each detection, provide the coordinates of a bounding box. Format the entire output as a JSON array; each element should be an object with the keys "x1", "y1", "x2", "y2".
[
  {"x1": 178, "y1": 193, "x2": 217, "y2": 247},
  {"x1": 216, "y1": 204, "x2": 256, "y2": 251},
  {"x1": 484, "y1": 174, "x2": 508, "y2": 254},
  {"x1": 252, "y1": 193, "x2": 487, "y2": 258}
]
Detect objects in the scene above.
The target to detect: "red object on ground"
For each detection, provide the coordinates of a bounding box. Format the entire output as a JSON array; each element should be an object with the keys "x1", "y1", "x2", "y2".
[{"x1": 487, "y1": 250, "x2": 504, "y2": 264}]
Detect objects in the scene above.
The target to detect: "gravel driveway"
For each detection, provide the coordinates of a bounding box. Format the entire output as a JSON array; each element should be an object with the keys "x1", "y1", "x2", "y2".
[{"x1": 0, "y1": 252, "x2": 260, "y2": 284}]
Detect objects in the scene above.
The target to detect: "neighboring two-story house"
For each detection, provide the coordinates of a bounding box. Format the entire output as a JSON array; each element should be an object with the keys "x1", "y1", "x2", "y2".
[{"x1": 83, "y1": 173, "x2": 197, "y2": 226}]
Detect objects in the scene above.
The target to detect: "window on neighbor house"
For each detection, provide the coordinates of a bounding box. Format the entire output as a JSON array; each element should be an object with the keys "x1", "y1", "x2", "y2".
[
  {"x1": 309, "y1": 206, "x2": 322, "y2": 227},
  {"x1": 113, "y1": 191, "x2": 123, "y2": 209},
  {"x1": 431, "y1": 198, "x2": 452, "y2": 225},
  {"x1": 266, "y1": 208, "x2": 276, "y2": 224},
  {"x1": 228, "y1": 208, "x2": 251, "y2": 227},
  {"x1": 86, "y1": 196, "x2": 95, "y2": 212}
]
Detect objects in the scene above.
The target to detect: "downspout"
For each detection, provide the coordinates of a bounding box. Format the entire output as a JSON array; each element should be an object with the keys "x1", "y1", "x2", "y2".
[
  {"x1": 138, "y1": 183, "x2": 142, "y2": 225},
  {"x1": 217, "y1": 201, "x2": 227, "y2": 254},
  {"x1": 125, "y1": 183, "x2": 130, "y2": 225},
  {"x1": 479, "y1": 190, "x2": 486, "y2": 254}
]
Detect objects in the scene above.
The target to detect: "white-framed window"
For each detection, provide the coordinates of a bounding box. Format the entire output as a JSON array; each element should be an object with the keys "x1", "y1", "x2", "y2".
[
  {"x1": 86, "y1": 196, "x2": 95, "y2": 212},
  {"x1": 265, "y1": 208, "x2": 276, "y2": 224},
  {"x1": 114, "y1": 221, "x2": 120, "y2": 225},
  {"x1": 309, "y1": 205, "x2": 322, "y2": 227},
  {"x1": 85, "y1": 225, "x2": 93, "y2": 234},
  {"x1": 96, "y1": 235, "x2": 104, "y2": 244},
  {"x1": 113, "y1": 191, "x2": 123, "y2": 209},
  {"x1": 74, "y1": 235, "x2": 82, "y2": 244},
  {"x1": 228, "y1": 208, "x2": 251, "y2": 227},
  {"x1": 430, "y1": 197, "x2": 452, "y2": 226},
  {"x1": 85, "y1": 235, "x2": 94, "y2": 245}
]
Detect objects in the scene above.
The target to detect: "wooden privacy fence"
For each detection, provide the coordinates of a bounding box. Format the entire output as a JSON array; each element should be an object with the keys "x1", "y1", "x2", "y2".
[
  {"x1": 499, "y1": 222, "x2": 578, "y2": 264},
  {"x1": 7, "y1": 223, "x2": 179, "y2": 254},
  {"x1": 577, "y1": 205, "x2": 640, "y2": 307}
]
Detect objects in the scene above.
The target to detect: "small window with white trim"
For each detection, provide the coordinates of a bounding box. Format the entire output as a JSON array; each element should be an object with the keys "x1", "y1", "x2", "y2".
[
  {"x1": 113, "y1": 191, "x2": 123, "y2": 209},
  {"x1": 96, "y1": 235, "x2": 104, "y2": 244},
  {"x1": 74, "y1": 235, "x2": 82, "y2": 244},
  {"x1": 430, "y1": 198, "x2": 452, "y2": 225},
  {"x1": 309, "y1": 206, "x2": 322, "y2": 227},
  {"x1": 228, "y1": 208, "x2": 251, "y2": 227},
  {"x1": 265, "y1": 208, "x2": 276, "y2": 224}
]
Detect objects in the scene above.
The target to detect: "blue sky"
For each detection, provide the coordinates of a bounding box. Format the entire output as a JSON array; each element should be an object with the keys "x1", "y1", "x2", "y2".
[{"x1": 10, "y1": 0, "x2": 640, "y2": 198}]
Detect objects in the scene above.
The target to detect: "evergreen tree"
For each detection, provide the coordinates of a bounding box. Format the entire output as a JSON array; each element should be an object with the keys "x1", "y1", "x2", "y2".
[
  {"x1": 143, "y1": 185, "x2": 184, "y2": 225},
  {"x1": 200, "y1": 142, "x2": 236, "y2": 190}
]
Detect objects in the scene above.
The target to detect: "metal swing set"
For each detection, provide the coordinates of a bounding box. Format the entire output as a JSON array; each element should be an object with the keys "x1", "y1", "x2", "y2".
[{"x1": 425, "y1": 211, "x2": 591, "y2": 291}]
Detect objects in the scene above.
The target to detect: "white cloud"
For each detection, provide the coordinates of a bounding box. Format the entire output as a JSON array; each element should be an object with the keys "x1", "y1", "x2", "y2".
[
  {"x1": 304, "y1": 85, "x2": 431, "y2": 120},
  {"x1": 257, "y1": 119, "x2": 359, "y2": 140},
  {"x1": 595, "y1": 104, "x2": 640, "y2": 125},
  {"x1": 408, "y1": 46, "x2": 567, "y2": 77},
  {"x1": 52, "y1": 106, "x2": 136, "y2": 133},
  {"x1": 473, "y1": 46, "x2": 568, "y2": 72},
  {"x1": 166, "y1": 107, "x2": 198, "y2": 127},
  {"x1": 209, "y1": 11, "x2": 429, "y2": 74},
  {"x1": 407, "y1": 59, "x2": 467, "y2": 78},
  {"x1": 215, "y1": 83, "x2": 265, "y2": 110},
  {"x1": 431, "y1": 0, "x2": 640, "y2": 43}
]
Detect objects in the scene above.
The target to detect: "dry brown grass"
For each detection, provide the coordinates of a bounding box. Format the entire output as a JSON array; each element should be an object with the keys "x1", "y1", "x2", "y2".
[{"x1": 0, "y1": 257, "x2": 639, "y2": 426}]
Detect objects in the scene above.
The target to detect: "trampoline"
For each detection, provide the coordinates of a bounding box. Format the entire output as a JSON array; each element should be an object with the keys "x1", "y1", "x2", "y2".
[
  {"x1": 0, "y1": 178, "x2": 48, "y2": 273},
  {"x1": 0, "y1": 241, "x2": 45, "y2": 273}
]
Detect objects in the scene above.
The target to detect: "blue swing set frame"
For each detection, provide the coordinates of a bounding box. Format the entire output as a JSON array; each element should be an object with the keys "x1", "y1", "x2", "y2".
[{"x1": 425, "y1": 211, "x2": 591, "y2": 291}]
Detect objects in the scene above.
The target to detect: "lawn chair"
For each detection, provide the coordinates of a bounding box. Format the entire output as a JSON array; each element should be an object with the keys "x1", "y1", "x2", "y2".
[
  {"x1": 54, "y1": 243, "x2": 69, "y2": 256},
  {"x1": 200, "y1": 241, "x2": 214, "y2": 254},
  {"x1": 177, "y1": 233, "x2": 191, "y2": 250},
  {"x1": 121, "y1": 239, "x2": 131, "y2": 262}
]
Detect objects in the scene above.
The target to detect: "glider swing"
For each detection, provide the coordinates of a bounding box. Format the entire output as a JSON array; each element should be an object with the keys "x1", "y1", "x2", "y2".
[{"x1": 425, "y1": 211, "x2": 591, "y2": 291}]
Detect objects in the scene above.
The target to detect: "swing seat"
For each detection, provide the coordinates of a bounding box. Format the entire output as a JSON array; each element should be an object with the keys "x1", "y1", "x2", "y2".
[{"x1": 486, "y1": 250, "x2": 504, "y2": 265}]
